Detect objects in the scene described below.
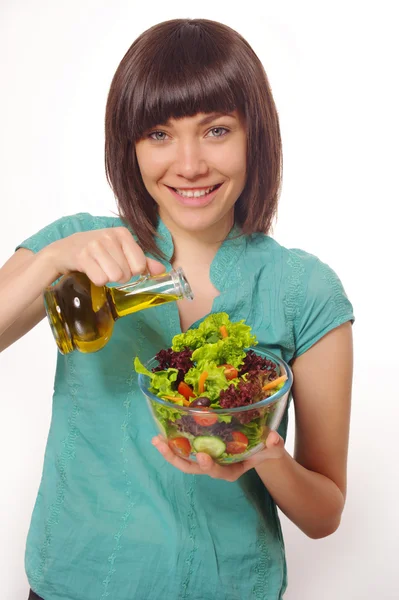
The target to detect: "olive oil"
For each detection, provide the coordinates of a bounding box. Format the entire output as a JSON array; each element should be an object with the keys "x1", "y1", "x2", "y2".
[{"x1": 43, "y1": 268, "x2": 193, "y2": 354}]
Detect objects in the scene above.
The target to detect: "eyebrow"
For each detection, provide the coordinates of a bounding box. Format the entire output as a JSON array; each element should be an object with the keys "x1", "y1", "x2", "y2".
[
  {"x1": 198, "y1": 112, "x2": 237, "y2": 125},
  {"x1": 163, "y1": 112, "x2": 237, "y2": 128}
]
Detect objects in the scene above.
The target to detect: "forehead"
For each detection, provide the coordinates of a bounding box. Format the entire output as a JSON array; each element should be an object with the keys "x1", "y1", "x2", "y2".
[{"x1": 157, "y1": 110, "x2": 242, "y2": 128}]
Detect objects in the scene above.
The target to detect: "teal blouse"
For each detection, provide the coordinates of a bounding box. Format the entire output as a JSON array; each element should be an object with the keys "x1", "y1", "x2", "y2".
[{"x1": 18, "y1": 213, "x2": 354, "y2": 600}]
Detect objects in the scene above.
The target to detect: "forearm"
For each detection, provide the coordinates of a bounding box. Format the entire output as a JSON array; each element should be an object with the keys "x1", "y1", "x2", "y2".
[
  {"x1": 0, "y1": 249, "x2": 58, "y2": 337},
  {"x1": 255, "y1": 450, "x2": 345, "y2": 539}
]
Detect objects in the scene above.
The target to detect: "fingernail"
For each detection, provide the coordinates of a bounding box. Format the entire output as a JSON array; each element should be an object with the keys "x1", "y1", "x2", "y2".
[
  {"x1": 154, "y1": 442, "x2": 167, "y2": 456},
  {"x1": 152, "y1": 438, "x2": 165, "y2": 452}
]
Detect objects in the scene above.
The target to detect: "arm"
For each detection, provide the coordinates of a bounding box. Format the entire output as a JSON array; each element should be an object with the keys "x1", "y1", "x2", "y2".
[
  {"x1": 255, "y1": 321, "x2": 353, "y2": 538},
  {"x1": 0, "y1": 227, "x2": 165, "y2": 353},
  {"x1": 0, "y1": 248, "x2": 59, "y2": 351},
  {"x1": 152, "y1": 321, "x2": 353, "y2": 540}
]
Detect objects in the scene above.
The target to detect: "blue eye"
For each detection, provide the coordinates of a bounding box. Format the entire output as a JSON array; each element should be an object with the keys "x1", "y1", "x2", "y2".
[
  {"x1": 208, "y1": 127, "x2": 228, "y2": 138},
  {"x1": 149, "y1": 131, "x2": 168, "y2": 141}
]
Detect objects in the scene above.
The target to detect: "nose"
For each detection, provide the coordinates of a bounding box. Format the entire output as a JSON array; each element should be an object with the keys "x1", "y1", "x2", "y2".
[{"x1": 174, "y1": 139, "x2": 208, "y2": 179}]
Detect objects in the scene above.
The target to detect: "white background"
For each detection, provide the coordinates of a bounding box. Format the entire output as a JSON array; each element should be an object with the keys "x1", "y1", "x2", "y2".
[{"x1": 0, "y1": 1, "x2": 397, "y2": 598}]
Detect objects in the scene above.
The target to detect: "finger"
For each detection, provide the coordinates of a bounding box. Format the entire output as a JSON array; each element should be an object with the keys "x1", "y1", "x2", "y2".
[
  {"x1": 87, "y1": 243, "x2": 131, "y2": 284},
  {"x1": 78, "y1": 250, "x2": 112, "y2": 287},
  {"x1": 102, "y1": 236, "x2": 134, "y2": 283},
  {"x1": 196, "y1": 453, "x2": 244, "y2": 482},
  {"x1": 146, "y1": 257, "x2": 166, "y2": 275},
  {"x1": 118, "y1": 232, "x2": 148, "y2": 275},
  {"x1": 195, "y1": 453, "x2": 225, "y2": 478},
  {"x1": 240, "y1": 447, "x2": 272, "y2": 470},
  {"x1": 265, "y1": 430, "x2": 283, "y2": 449},
  {"x1": 242, "y1": 434, "x2": 286, "y2": 470},
  {"x1": 116, "y1": 228, "x2": 165, "y2": 276},
  {"x1": 195, "y1": 452, "x2": 215, "y2": 472},
  {"x1": 152, "y1": 437, "x2": 202, "y2": 475}
]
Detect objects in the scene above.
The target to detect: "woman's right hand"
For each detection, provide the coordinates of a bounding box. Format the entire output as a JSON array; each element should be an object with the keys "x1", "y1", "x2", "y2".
[
  {"x1": 0, "y1": 226, "x2": 165, "y2": 350},
  {"x1": 42, "y1": 227, "x2": 165, "y2": 285}
]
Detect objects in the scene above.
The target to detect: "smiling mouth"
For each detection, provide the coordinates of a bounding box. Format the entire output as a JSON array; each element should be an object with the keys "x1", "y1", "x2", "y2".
[{"x1": 168, "y1": 184, "x2": 222, "y2": 198}]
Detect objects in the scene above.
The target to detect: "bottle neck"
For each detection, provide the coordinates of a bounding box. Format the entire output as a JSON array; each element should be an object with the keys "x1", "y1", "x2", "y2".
[{"x1": 109, "y1": 268, "x2": 193, "y2": 318}]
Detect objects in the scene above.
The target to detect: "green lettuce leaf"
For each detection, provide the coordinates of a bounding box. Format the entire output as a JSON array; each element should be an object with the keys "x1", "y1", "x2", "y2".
[
  {"x1": 239, "y1": 419, "x2": 263, "y2": 449},
  {"x1": 192, "y1": 338, "x2": 246, "y2": 369},
  {"x1": 171, "y1": 312, "x2": 257, "y2": 358},
  {"x1": 197, "y1": 313, "x2": 257, "y2": 349},
  {"x1": 185, "y1": 363, "x2": 231, "y2": 401},
  {"x1": 152, "y1": 402, "x2": 182, "y2": 425},
  {"x1": 275, "y1": 381, "x2": 286, "y2": 392},
  {"x1": 213, "y1": 413, "x2": 232, "y2": 423},
  {"x1": 172, "y1": 328, "x2": 207, "y2": 352},
  {"x1": 134, "y1": 357, "x2": 154, "y2": 379},
  {"x1": 151, "y1": 369, "x2": 178, "y2": 395},
  {"x1": 171, "y1": 313, "x2": 230, "y2": 351},
  {"x1": 226, "y1": 320, "x2": 257, "y2": 350},
  {"x1": 134, "y1": 357, "x2": 184, "y2": 404}
]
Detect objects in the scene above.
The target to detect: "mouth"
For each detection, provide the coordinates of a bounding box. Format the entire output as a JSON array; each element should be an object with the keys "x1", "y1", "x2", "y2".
[
  {"x1": 165, "y1": 183, "x2": 223, "y2": 207},
  {"x1": 169, "y1": 184, "x2": 222, "y2": 198}
]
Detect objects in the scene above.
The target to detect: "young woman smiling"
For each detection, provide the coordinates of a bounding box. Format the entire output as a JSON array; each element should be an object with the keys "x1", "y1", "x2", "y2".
[{"x1": 0, "y1": 18, "x2": 354, "y2": 600}]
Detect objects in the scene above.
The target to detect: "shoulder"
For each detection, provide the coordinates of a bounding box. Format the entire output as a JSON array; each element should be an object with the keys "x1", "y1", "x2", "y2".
[
  {"x1": 244, "y1": 233, "x2": 320, "y2": 279},
  {"x1": 16, "y1": 212, "x2": 130, "y2": 253},
  {"x1": 244, "y1": 234, "x2": 354, "y2": 358},
  {"x1": 245, "y1": 233, "x2": 342, "y2": 285},
  {"x1": 44, "y1": 212, "x2": 127, "y2": 233},
  {"x1": 281, "y1": 246, "x2": 354, "y2": 358}
]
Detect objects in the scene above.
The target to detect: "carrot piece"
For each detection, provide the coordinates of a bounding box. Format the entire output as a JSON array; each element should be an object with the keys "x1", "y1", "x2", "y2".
[
  {"x1": 162, "y1": 395, "x2": 190, "y2": 406},
  {"x1": 220, "y1": 325, "x2": 228, "y2": 338},
  {"x1": 198, "y1": 371, "x2": 209, "y2": 394},
  {"x1": 262, "y1": 374, "x2": 287, "y2": 391}
]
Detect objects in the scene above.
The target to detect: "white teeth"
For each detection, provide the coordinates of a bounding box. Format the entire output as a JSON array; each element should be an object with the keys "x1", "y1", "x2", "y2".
[{"x1": 174, "y1": 185, "x2": 217, "y2": 198}]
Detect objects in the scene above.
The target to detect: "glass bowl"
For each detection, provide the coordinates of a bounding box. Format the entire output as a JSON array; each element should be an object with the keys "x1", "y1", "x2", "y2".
[{"x1": 138, "y1": 348, "x2": 293, "y2": 465}]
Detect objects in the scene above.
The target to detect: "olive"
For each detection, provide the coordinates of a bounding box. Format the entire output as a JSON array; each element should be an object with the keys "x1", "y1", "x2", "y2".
[{"x1": 190, "y1": 397, "x2": 211, "y2": 407}]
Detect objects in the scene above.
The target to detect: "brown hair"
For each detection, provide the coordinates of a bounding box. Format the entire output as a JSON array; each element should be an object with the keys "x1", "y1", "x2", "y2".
[{"x1": 105, "y1": 18, "x2": 282, "y2": 257}]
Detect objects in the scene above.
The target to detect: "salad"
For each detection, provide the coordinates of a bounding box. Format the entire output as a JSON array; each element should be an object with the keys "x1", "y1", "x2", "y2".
[{"x1": 135, "y1": 313, "x2": 289, "y2": 462}]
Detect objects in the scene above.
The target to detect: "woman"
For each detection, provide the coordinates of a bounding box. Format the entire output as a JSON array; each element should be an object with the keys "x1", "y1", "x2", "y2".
[{"x1": 0, "y1": 18, "x2": 354, "y2": 600}]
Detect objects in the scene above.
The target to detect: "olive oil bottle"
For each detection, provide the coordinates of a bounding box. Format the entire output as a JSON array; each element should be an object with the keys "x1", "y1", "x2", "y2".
[{"x1": 43, "y1": 268, "x2": 193, "y2": 354}]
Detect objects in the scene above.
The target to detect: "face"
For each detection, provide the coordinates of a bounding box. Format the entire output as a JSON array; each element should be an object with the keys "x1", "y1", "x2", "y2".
[{"x1": 135, "y1": 111, "x2": 247, "y2": 237}]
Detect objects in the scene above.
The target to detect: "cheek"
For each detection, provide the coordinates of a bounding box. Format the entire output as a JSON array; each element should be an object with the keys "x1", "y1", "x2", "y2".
[
  {"x1": 226, "y1": 153, "x2": 247, "y2": 186},
  {"x1": 216, "y1": 140, "x2": 246, "y2": 185},
  {"x1": 135, "y1": 147, "x2": 166, "y2": 186}
]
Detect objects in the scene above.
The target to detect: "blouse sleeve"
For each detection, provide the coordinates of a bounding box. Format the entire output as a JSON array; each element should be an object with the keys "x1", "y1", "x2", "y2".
[
  {"x1": 292, "y1": 252, "x2": 355, "y2": 358},
  {"x1": 16, "y1": 213, "x2": 98, "y2": 254}
]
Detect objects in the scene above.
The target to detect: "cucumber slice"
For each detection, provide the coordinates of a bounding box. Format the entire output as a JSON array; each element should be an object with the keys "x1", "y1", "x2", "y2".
[{"x1": 193, "y1": 436, "x2": 226, "y2": 458}]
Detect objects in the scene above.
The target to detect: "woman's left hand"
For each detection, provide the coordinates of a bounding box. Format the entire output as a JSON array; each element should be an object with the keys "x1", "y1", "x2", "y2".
[{"x1": 152, "y1": 430, "x2": 286, "y2": 482}]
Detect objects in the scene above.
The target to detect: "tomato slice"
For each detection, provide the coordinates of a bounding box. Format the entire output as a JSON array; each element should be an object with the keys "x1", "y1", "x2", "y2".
[
  {"x1": 177, "y1": 381, "x2": 196, "y2": 401},
  {"x1": 226, "y1": 441, "x2": 248, "y2": 455},
  {"x1": 193, "y1": 408, "x2": 218, "y2": 427},
  {"x1": 168, "y1": 437, "x2": 192, "y2": 458},
  {"x1": 218, "y1": 364, "x2": 238, "y2": 380},
  {"x1": 224, "y1": 365, "x2": 238, "y2": 380},
  {"x1": 231, "y1": 431, "x2": 249, "y2": 446},
  {"x1": 226, "y1": 431, "x2": 249, "y2": 455}
]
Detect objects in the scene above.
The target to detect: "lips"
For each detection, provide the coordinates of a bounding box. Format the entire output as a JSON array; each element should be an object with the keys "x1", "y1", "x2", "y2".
[
  {"x1": 170, "y1": 184, "x2": 222, "y2": 198},
  {"x1": 166, "y1": 183, "x2": 223, "y2": 207}
]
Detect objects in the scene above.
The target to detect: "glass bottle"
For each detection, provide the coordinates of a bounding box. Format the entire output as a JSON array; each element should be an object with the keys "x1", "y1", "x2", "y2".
[{"x1": 43, "y1": 268, "x2": 193, "y2": 355}]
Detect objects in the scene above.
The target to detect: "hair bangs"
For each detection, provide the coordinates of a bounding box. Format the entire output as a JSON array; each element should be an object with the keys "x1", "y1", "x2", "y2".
[
  {"x1": 129, "y1": 22, "x2": 246, "y2": 139},
  {"x1": 133, "y1": 70, "x2": 240, "y2": 140}
]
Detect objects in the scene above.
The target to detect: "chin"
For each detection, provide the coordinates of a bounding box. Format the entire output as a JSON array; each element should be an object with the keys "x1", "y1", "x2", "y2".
[{"x1": 170, "y1": 208, "x2": 233, "y2": 234}]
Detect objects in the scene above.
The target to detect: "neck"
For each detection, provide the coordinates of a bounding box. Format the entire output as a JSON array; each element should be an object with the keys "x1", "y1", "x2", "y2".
[{"x1": 159, "y1": 210, "x2": 235, "y2": 266}]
